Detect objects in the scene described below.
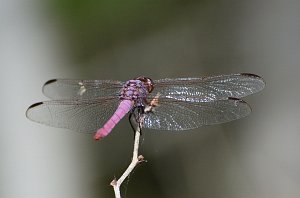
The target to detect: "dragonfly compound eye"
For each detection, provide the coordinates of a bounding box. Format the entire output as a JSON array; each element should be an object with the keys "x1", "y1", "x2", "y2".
[{"x1": 134, "y1": 76, "x2": 154, "y2": 93}]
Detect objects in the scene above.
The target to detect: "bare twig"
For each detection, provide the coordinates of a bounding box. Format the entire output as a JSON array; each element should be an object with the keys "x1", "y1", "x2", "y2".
[{"x1": 111, "y1": 126, "x2": 144, "y2": 198}]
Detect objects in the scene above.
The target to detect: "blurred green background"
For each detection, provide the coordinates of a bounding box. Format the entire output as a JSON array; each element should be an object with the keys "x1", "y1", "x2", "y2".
[{"x1": 1, "y1": 0, "x2": 300, "y2": 198}]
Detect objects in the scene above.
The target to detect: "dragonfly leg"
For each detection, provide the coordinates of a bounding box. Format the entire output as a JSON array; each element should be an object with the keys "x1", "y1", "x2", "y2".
[
  {"x1": 129, "y1": 112, "x2": 136, "y2": 133},
  {"x1": 129, "y1": 110, "x2": 143, "y2": 138},
  {"x1": 136, "y1": 106, "x2": 145, "y2": 136},
  {"x1": 138, "y1": 122, "x2": 143, "y2": 134},
  {"x1": 128, "y1": 106, "x2": 145, "y2": 138}
]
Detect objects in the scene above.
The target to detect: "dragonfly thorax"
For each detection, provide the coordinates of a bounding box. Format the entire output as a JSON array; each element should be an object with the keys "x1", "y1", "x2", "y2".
[{"x1": 120, "y1": 79, "x2": 150, "y2": 105}]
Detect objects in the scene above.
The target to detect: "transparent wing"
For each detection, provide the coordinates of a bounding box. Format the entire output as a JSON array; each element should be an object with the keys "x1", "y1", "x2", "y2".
[
  {"x1": 143, "y1": 97, "x2": 251, "y2": 130},
  {"x1": 42, "y1": 79, "x2": 124, "y2": 100},
  {"x1": 26, "y1": 98, "x2": 120, "y2": 133},
  {"x1": 151, "y1": 73, "x2": 265, "y2": 102}
]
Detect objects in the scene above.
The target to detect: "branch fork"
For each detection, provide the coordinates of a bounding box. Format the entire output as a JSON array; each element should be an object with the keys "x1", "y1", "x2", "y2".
[{"x1": 110, "y1": 127, "x2": 144, "y2": 198}]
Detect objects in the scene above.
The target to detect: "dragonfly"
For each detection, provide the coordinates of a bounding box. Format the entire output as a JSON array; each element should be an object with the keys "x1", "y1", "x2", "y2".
[{"x1": 26, "y1": 73, "x2": 265, "y2": 140}]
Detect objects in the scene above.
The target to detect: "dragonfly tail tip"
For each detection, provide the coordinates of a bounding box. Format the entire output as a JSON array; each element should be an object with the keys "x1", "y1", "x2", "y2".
[{"x1": 93, "y1": 134, "x2": 101, "y2": 140}]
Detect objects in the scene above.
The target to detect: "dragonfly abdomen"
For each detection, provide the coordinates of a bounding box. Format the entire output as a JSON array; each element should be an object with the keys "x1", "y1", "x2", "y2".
[{"x1": 94, "y1": 100, "x2": 133, "y2": 140}]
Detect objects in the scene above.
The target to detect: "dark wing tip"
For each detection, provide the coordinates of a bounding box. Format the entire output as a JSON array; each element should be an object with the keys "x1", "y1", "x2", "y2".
[
  {"x1": 228, "y1": 97, "x2": 246, "y2": 103},
  {"x1": 44, "y1": 79, "x2": 57, "y2": 86},
  {"x1": 240, "y1": 73, "x2": 265, "y2": 82},
  {"x1": 26, "y1": 102, "x2": 43, "y2": 118},
  {"x1": 28, "y1": 102, "x2": 43, "y2": 109},
  {"x1": 240, "y1": 73, "x2": 266, "y2": 87},
  {"x1": 43, "y1": 79, "x2": 58, "y2": 97},
  {"x1": 240, "y1": 73, "x2": 262, "y2": 78},
  {"x1": 228, "y1": 97, "x2": 241, "y2": 100},
  {"x1": 228, "y1": 97, "x2": 252, "y2": 112}
]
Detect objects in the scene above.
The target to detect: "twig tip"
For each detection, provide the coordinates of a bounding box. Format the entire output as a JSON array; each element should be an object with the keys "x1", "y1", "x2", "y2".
[{"x1": 110, "y1": 179, "x2": 117, "y2": 187}]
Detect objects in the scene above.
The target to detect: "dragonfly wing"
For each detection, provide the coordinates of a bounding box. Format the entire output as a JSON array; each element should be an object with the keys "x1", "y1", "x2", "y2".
[
  {"x1": 151, "y1": 73, "x2": 265, "y2": 102},
  {"x1": 42, "y1": 79, "x2": 123, "y2": 100},
  {"x1": 142, "y1": 97, "x2": 251, "y2": 131},
  {"x1": 26, "y1": 98, "x2": 120, "y2": 133}
]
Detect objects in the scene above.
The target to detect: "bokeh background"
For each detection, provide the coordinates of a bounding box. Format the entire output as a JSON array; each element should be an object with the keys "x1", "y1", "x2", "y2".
[{"x1": 1, "y1": 0, "x2": 300, "y2": 198}]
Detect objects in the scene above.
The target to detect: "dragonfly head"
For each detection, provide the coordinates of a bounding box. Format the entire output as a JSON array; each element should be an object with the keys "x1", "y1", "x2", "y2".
[{"x1": 135, "y1": 76, "x2": 154, "y2": 93}]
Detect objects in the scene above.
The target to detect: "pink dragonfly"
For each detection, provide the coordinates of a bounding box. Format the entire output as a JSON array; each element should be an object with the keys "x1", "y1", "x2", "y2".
[{"x1": 26, "y1": 73, "x2": 265, "y2": 140}]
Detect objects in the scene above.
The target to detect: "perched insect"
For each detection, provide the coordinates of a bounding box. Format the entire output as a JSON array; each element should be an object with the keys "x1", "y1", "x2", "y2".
[{"x1": 26, "y1": 73, "x2": 265, "y2": 140}]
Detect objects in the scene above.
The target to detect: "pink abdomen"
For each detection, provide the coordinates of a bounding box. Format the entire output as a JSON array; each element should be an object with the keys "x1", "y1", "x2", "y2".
[{"x1": 94, "y1": 100, "x2": 133, "y2": 140}]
